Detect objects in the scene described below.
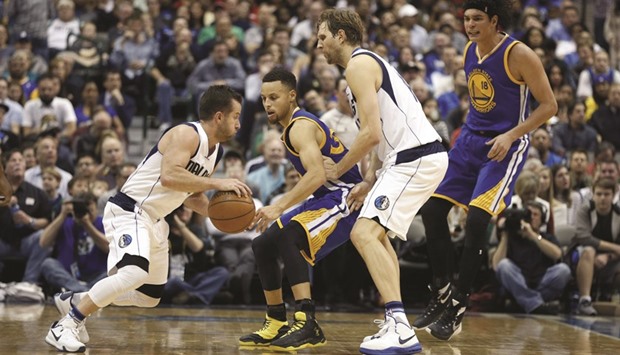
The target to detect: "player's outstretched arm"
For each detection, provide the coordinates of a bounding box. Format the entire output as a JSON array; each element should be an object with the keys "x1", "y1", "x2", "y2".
[
  {"x1": 328, "y1": 56, "x2": 381, "y2": 179},
  {"x1": 252, "y1": 120, "x2": 325, "y2": 233},
  {"x1": 159, "y1": 124, "x2": 251, "y2": 195}
]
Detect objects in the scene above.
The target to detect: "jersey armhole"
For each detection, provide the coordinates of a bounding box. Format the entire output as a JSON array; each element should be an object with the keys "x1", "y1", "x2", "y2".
[{"x1": 504, "y1": 42, "x2": 526, "y2": 85}]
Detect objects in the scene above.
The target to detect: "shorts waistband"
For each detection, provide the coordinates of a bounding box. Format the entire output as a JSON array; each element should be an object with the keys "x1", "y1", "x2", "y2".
[
  {"x1": 395, "y1": 141, "x2": 445, "y2": 165},
  {"x1": 109, "y1": 192, "x2": 138, "y2": 213},
  {"x1": 469, "y1": 129, "x2": 501, "y2": 138}
]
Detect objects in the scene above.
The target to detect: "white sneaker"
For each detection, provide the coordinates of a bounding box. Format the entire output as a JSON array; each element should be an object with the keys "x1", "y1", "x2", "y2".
[
  {"x1": 54, "y1": 292, "x2": 89, "y2": 343},
  {"x1": 360, "y1": 314, "x2": 422, "y2": 354},
  {"x1": 45, "y1": 318, "x2": 86, "y2": 353}
]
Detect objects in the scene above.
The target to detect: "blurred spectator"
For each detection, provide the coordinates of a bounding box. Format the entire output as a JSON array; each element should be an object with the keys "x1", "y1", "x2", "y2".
[
  {"x1": 247, "y1": 137, "x2": 286, "y2": 204},
  {"x1": 572, "y1": 178, "x2": 620, "y2": 315},
  {"x1": 422, "y1": 97, "x2": 450, "y2": 148},
  {"x1": 531, "y1": 128, "x2": 564, "y2": 167},
  {"x1": 589, "y1": 83, "x2": 620, "y2": 150},
  {"x1": 40, "y1": 167, "x2": 62, "y2": 217},
  {"x1": 0, "y1": 24, "x2": 12, "y2": 75},
  {"x1": 200, "y1": 13, "x2": 247, "y2": 61},
  {"x1": 7, "y1": 50, "x2": 38, "y2": 101},
  {"x1": 551, "y1": 164, "x2": 582, "y2": 228},
  {"x1": 522, "y1": 27, "x2": 547, "y2": 50},
  {"x1": 237, "y1": 49, "x2": 276, "y2": 151},
  {"x1": 6, "y1": 0, "x2": 55, "y2": 59},
  {"x1": 568, "y1": 149, "x2": 592, "y2": 191},
  {"x1": 14, "y1": 31, "x2": 48, "y2": 78},
  {"x1": 21, "y1": 143, "x2": 37, "y2": 170},
  {"x1": 243, "y1": 3, "x2": 276, "y2": 57},
  {"x1": 110, "y1": 12, "x2": 159, "y2": 111},
  {"x1": 303, "y1": 89, "x2": 327, "y2": 117},
  {"x1": 437, "y1": 69, "x2": 467, "y2": 121},
  {"x1": 101, "y1": 70, "x2": 136, "y2": 129},
  {"x1": 97, "y1": 162, "x2": 136, "y2": 215},
  {"x1": 579, "y1": 158, "x2": 620, "y2": 204},
  {"x1": 25, "y1": 135, "x2": 73, "y2": 199},
  {"x1": 430, "y1": 47, "x2": 461, "y2": 99},
  {"x1": 272, "y1": 25, "x2": 306, "y2": 71},
  {"x1": 398, "y1": 3, "x2": 428, "y2": 55},
  {"x1": 605, "y1": 0, "x2": 620, "y2": 70},
  {"x1": 577, "y1": 50, "x2": 620, "y2": 100},
  {"x1": 106, "y1": 0, "x2": 135, "y2": 45},
  {"x1": 39, "y1": 191, "x2": 107, "y2": 293},
  {"x1": 267, "y1": 163, "x2": 301, "y2": 210},
  {"x1": 317, "y1": 68, "x2": 338, "y2": 110},
  {"x1": 426, "y1": 11, "x2": 468, "y2": 54},
  {"x1": 0, "y1": 102, "x2": 20, "y2": 153},
  {"x1": 493, "y1": 201, "x2": 570, "y2": 314},
  {"x1": 22, "y1": 74, "x2": 77, "y2": 141},
  {"x1": 545, "y1": 3, "x2": 580, "y2": 43},
  {"x1": 423, "y1": 32, "x2": 452, "y2": 81},
  {"x1": 511, "y1": 170, "x2": 553, "y2": 231},
  {"x1": 95, "y1": 134, "x2": 125, "y2": 190},
  {"x1": 73, "y1": 154, "x2": 98, "y2": 182},
  {"x1": 187, "y1": 40, "x2": 245, "y2": 98},
  {"x1": 197, "y1": 12, "x2": 244, "y2": 48},
  {"x1": 163, "y1": 205, "x2": 229, "y2": 305},
  {"x1": 0, "y1": 149, "x2": 51, "y2": 285},
  {"x1": 74, "y1": 109, "x2": 114, "y2": 158},
  {"x1": 551, "y1": 101, "x2": 598, "y2": 156},
  {"x1": 290, "y1": 1, "x2": 323, "y2": 50},
  {"x1": 47, "y1": 0, "x2": 81, "y2": 59},
  {"x1": 151, "y1": 29, "x2": 197, "y2": 130},
  {"x1": 321, "y1": 78, "x2": 358, "y2": 150},
  {"x1": 74, "y1": 81, "x2": 124, "y2": 135}
]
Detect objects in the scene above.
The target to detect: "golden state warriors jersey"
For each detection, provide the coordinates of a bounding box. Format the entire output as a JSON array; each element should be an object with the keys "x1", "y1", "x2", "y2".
[
  {"x1": 464, "y1": 33, "x2": 531, "y2": 133},
  {"x1": 282, "y1": 109, "x2": 362, "y2": 198},
  {"x1": 121, "y1": 121, "x2": 222, "y2": 220}
]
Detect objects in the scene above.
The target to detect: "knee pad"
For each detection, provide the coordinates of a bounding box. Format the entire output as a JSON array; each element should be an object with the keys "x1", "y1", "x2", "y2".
[
  {"x1": 252, "y1": 224, "x2": 280, "y2": 263},
  {"x1": 464, "y1": 207, "x2": 492, "y2": 249}
]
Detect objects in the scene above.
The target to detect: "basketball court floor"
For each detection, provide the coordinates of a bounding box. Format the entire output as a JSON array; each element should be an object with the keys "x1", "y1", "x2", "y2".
[{"x1": 1, "y1": 303, "x2": 618, "y2": 354}]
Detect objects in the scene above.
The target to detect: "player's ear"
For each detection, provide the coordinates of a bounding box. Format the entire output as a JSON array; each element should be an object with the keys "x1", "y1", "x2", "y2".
[
  {"x1": 289, "y1": 89, "x2": 296, "y2": 102},
  {"x1": 337, "y1": 29, "x2": 345, "y2": 42}
]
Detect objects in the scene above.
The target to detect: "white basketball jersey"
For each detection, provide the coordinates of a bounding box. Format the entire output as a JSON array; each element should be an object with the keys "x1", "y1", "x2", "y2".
[
  {"x1": 121, "y1": 121, "x2": 220, "y2": 220},
  {"x1": 347, "y1": 48, "x2": 441, "y2": 162}
]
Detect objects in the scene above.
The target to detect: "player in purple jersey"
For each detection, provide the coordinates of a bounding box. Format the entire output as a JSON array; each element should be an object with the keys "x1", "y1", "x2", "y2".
[
  {"x1": 416, "y1": 0, "x2": 557, "y2": 341},
  {"x1": 238, "y1": 68, "x2": 362, "y2": 351}
]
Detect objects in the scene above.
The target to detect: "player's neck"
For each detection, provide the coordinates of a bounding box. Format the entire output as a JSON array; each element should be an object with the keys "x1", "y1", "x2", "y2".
[
  {"x1": 476, "y1": 32, "x2": 505, "y2": 58},
  {"x1": 281, "y1": 106, "x2": 299, "y2": 127},
  {"x1": 340, "y1": 44, "x2": 358, "y2": 68}
]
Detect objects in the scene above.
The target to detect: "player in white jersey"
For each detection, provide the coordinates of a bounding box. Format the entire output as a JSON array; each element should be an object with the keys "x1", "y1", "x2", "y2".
[
  {"x1": 45, "y1": 85, "x2": 252, "y2": 353},
  {"x1": 317, "y1": 8, "x2": 449, "y2": 355}
]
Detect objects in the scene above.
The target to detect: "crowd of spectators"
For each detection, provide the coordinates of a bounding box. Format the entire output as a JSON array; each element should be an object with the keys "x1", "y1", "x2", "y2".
[{"x1": 0, "y1": 0, "x2": 619, "y2": 313}]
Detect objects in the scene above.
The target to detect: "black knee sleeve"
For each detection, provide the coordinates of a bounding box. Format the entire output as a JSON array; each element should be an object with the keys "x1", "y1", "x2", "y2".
[
  {"x1": 456, "y1": 206, "x2": 493, "y2": 298},
  {"x1": 253, "y1": 221, "x2": 311, "y2": 290},
  {"x1": 463, "y1": 207, "x2": 492, "y2": 250},
  {"x1": 421, "y1": 197, "x2": 454, "y2": 286},
  {"x1": 253, "y1": 224, "x2": 283, "y2": 291},
  {"x1": 277, "y1": 222, "x2": 311, "y2": 287}
]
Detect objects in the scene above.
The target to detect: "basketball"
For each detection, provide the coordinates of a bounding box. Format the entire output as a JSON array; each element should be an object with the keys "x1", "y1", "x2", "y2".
[{"x1": 208, "y1": 190, "x2": 256, "y2": 233}]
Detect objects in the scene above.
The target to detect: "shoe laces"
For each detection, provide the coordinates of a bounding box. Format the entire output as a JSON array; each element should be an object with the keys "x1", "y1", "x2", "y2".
[
  {"x1": 256, "y1": 318, "x2": 274, "y2": 334},
  {"x1": 283, "y1": 318, "x2": 306, "y2": 337},
  {"x1": 369, "y1": 318, "x2": 391, "y2": 338},
  {"x1": 436, "y1": 304, "x2": 460, "y2": 330}
]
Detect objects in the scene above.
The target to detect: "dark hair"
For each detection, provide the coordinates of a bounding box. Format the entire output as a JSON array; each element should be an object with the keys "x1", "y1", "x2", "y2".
[
  {"x1": 198, "y1": 85, "x2": 242, "y2": 121},
  {"x1": 567, "y1": 100, "x2": 585, "y2": 116},
  {"x1": 524, "y1": 200, "x2": 547, "y2": 223},
  {"x1": 262, "y1": 67, "x2": 297, "y2": 91},
  {"x1": 463, "y1": 0, "x2": 514, "y2": 30},
  {"x1": 593, "y1": 177, "x2": 618, "y2": 194},
  {"x1": 37, "y1": 73, "x2": 56, "y2": 85},
  {"x1": 317, "y1": 8, "x2": 365, "y2": 46}
]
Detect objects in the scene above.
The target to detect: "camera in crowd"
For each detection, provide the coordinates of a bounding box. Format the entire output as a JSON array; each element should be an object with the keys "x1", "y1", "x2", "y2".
[
  {"x1": 71, "y1": 199, "x2": 90, "y2": 219},
  {"x1": 503, "y1": 204, "x2": 531, "y2": 234},
  {"x1": 69, "y1": 192, "x2": 96, "y2": 219}
]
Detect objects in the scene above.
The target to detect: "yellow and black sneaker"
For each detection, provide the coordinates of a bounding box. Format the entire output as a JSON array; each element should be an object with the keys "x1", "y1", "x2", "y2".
[
  {"x1": 269, "y1": 311, "x2": 326, "y2": 351},
  {"x1": 239, "y1": 315, "x2": 290, "y2": 346}
]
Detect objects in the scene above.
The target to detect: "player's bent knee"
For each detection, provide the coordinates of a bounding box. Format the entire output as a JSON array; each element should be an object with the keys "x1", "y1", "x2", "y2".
[{"x1": 133, "y1": 292, "x2": 161, "y2": 308}]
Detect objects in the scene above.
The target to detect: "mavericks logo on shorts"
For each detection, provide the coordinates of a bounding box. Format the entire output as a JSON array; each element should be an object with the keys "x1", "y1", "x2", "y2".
[
  {"x1": 374, "y1": 196, "x2": 390, "y2": 210},
  {"x1": 119, "y1": 234, "x2": 132, "y2": 248}
]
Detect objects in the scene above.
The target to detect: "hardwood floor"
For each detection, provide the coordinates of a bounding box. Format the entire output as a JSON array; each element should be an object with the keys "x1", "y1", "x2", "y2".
[{"x1": 1, "y1": 303, "x2": 619, "y2": 354}]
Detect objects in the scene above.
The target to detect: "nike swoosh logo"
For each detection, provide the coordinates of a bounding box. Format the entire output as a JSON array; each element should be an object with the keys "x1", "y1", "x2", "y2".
[
  {"x1": 51, "y1": 327, "x2": 62, "y2": 341},
  {"x1": 399, "y1": 334, "x2": 416, "y2": 344}
]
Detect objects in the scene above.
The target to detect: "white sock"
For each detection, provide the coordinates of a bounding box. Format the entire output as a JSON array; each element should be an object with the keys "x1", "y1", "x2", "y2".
[{"x1": 579, "y1": 296, "x2": 591, "y2": 303}]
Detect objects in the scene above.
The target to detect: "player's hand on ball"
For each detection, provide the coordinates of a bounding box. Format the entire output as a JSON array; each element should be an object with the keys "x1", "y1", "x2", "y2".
[
  {"x1": 322, "y1": 157, "x2": 339, "y2": 180},
  {"x1": 485, "y1": 132, "x2": 514, "y2": 162},
  {"x1": 347, "y1": 181, "x2": 370, "y2": 211},
  {"x1": 251, "y1": 205, "x2": 284, "y2": 233},
  {"x1": 215, "y1": 178, "x2": 252, "y2": 197}
]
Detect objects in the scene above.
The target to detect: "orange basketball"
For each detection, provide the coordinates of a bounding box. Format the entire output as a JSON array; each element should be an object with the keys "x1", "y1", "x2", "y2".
[{"x1": 208, "y1": 191, "x2": 256, "y2": 233}]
